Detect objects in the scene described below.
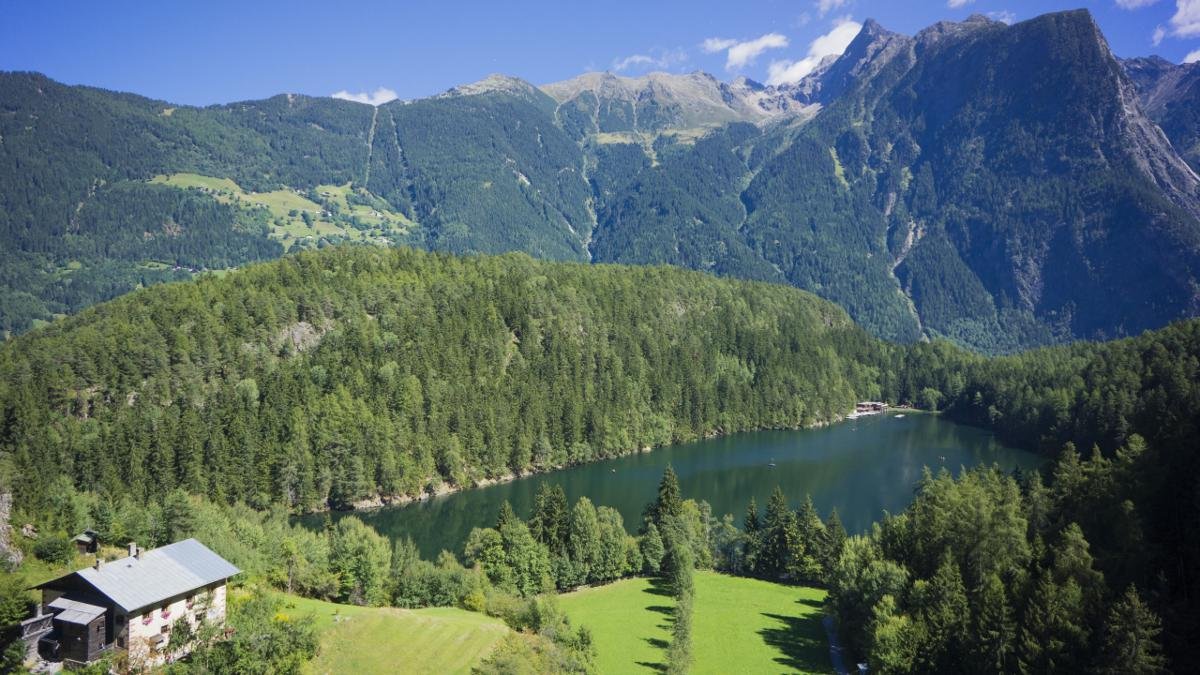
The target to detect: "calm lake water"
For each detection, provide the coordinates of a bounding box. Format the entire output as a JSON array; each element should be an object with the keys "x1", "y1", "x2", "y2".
[{"x1": 304, "y1": 413, "x2": 1043, "y2": 559}]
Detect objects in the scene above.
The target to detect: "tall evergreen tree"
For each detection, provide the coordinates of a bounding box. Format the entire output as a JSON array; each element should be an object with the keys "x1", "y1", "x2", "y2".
[
  {"x1": 496, "y1": 500, "x2": 517, "y2": 532},
  {"x1": 757, "y1": 486, "x2": 802, "y2": 580},
  {"x1": 529, "y1": 483, "x2": 569, "y2": 557},
  {"x1": 1097, "y1": 585, "x2": 1166, "y2": 675},
  {"x1": 821, "y1": 508, "x2": 848, "y2": 576},
  {"x1": 744, "y1": 496, "x2": 760, "y2": 534},
  {"x1": 651, "y1": 465, "x2": 683, "y2": 528},
  {"x1": 969, "y1": 572, "x2": 1015, "y2": 674}
]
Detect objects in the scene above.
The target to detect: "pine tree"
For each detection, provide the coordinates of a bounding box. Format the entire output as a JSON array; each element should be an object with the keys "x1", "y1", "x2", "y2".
[
  {"x1": 744, "y1": 496, "x2": 760, "y2": 533},
  {"x1": 1017, "y1": 569, "x2": 1088, "y2": 673},
  {"x1": 652, "y1": 465, "x2": 683, "y2": 527},
  {"x1": 915, "y1": 551, "x2": 969, "y2": 671},
  {"x1": 821, "y1": 508, "x2": 848, "y2": 577},
  {"x1": 496, "y1": 500, "x2": 517, "y2": 532},
  {"x1": 969, "y1": 572, "x2": 1015, "y2": 674},
  {"x1": 758, "y1": 486, "x2": 802, "y2": 579},
  {"x1": 529, "y1": 483, "x2": 569, "y2": 556},
  {"x1": 641, "y1": 523, "x2": 665, "y2": 575},
  {"x1": 1097, "y1": 585, "x2": 1166, "y2": 675}
]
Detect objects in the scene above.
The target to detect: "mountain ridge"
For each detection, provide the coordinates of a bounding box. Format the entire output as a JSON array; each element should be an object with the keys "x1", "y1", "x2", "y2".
[{"x1": 1, "y1": 8, "x2": 1199, "y2": 353}]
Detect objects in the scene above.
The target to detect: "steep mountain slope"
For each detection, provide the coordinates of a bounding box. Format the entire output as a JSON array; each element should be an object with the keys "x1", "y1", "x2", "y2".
[
  {"x1": 374, "y1": 79, "x2": 593, "y2": 259},
  {"x1": 743, "y1": 10, "x2": 1200, "y2": 350},
  {"x1": 2, "y1": 9, "x2": 1199, "y2": 353},
  {"x1": 1124, "y1": 56, "x2": 1200, "y2": 173}
]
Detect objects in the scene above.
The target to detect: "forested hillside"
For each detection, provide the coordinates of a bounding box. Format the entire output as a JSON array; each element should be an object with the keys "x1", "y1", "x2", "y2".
[
  {"x1": 817, "y1": 319, "x2": 1200, "y2": 670},
  {"x1": 0, "y1": 246, "x2": 899, "y2": 516},
  {"x1": 3, "y1": 11, "x2": 1199, "y2": 351}
]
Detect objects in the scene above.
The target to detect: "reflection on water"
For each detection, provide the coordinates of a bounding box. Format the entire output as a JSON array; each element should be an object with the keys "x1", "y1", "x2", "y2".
[{"x1": 301, "y1": 413, "x2": 1043, "y2": 559}]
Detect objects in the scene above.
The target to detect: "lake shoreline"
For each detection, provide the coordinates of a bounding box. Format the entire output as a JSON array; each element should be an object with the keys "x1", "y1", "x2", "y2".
[
  {"x1": 300, "y1": 411, "x2": 1034, "y2": 560},
  {"x1": 315, "y1": 412, "x2": 870, "y2": 515},
  {"x1": 317, "y1": 406, "x2": 931, "y2": 516}
]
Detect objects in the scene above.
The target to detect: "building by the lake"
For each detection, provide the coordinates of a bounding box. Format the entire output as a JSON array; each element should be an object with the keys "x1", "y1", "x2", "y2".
[{"x1": 23, "y1": 538, "x2": 239, "y2": 669}]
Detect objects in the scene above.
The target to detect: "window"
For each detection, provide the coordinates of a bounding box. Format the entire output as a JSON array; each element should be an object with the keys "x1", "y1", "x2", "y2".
[
  {"x1": 161, "y1": 604, "x2": 171, "y2": 620},
  {"x1": 117, "y1": 637, "x2": 126, "y2": 649},
  {"x1": 161, "y1": 624, "x2": 170, "y2": 635}
]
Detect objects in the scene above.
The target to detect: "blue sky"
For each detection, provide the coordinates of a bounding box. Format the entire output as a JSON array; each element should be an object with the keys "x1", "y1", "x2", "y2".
[{"x1": 2, "y1": 1, "x2": 1199, "y2": 106}]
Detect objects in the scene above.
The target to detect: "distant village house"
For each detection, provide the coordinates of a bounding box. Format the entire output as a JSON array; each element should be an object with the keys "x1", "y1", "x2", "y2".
[{"x1": 23, "y1": 538, "x2": 239, "y2": 669}]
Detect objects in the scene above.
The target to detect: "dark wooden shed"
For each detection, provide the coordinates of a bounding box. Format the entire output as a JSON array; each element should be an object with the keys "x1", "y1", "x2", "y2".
[
  {"x1": 45, "y1": 597, "x2": 106, "y2": 665},
  {"x1": 72, "y1": 529, "x2": 100, "y2": 555}
]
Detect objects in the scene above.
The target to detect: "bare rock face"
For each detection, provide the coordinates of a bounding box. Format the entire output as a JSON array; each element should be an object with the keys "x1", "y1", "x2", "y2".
[
  {"x1": 539, "y1": 70, "x2": 815, "y2": 133},
  {"x1": 0, "y1": 493, "x2": 23, "y2": 569},
  {"x1": 1124, "y1": 56, "x2": 1200, "y2": 174}
]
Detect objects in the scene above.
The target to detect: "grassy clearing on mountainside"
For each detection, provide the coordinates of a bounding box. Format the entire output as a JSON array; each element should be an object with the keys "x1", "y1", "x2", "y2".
[
  {"x1": 149, "y1": 173, "x2": 412, "y2": 250},
  {"x1": 560, "y1": 571, "x2": 830, "y2": 674},
  {"x1": 277, "y1": 594, "x2": 509, "y2": 675}
]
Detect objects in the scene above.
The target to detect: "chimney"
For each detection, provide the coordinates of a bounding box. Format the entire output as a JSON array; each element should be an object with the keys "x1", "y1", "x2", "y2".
[
  {"x1": 94, "y1": 557, "x2": 102, "y2": 571},
  {"x1": 135, "y1": 546, "x2": 143, "y2": 560},
  {"x1": 128, "y1": 542, "x2": 137, "y2": 558}
]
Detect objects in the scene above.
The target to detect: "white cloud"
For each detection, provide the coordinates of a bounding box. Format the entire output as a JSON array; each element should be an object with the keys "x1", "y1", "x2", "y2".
[
  {"x1": 1153, "y1": 24, "x2": 1167, "y2": 45},
  {"x1": 701, "y1": 38, "x2": 738, "y2": 53},
  {"x1": 611, "y1": 48, "x2": 688, "y2": 73},
  {"x1": 612, "y1": 54, "x2": 654, "y2": 71},
  {"x1": 1170, "y1": 0, "x2": 1200, "y2": 37},
  {"x1": 726, "y1": 33, "x2": 790, "y2": 69},
  {"x1": 815, "y1": 0, "x2": 848, "y2": 17},
  {"x1": 1185, "y1": 48, "x2": 1200, "y2": 62},
  {"x1": 988, "y1": 10, "x2": 1016, "y2": 24},
  {"x1": 1115, "y1": 0, "x2": 1160, "y2": 8},
  {"x1": 766, "y1": 17, "x2": 863, "y2": 86},
  {"x1": 331, "y1": 87, "x2": 398, "y2": 106},
  {"x1": 947, "y1": 0, "x2": 973, "y2": 7}
]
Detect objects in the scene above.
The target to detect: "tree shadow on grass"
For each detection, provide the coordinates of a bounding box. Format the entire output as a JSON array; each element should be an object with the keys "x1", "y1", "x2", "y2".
[
  {"x1": 638, "y1": 577, "x2": 674, "y2": 673},
  {"x1": 644, "y1": 576, "x2": 675, "y2": 597},
  {"x1": 758, "y1": 601, "x2": 830, "y2": 673},
  {"x1": 795, "y1": 596, "x2": 824, "y2": 611}
]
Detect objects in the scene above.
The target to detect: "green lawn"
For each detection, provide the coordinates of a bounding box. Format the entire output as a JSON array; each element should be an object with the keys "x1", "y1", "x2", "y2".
[
  {"x1": 560, "y1": 572, "x2": 830, "y2": 674},
  {"x1": 276, "y1": 594, "x2": 510, "y2": 675}
]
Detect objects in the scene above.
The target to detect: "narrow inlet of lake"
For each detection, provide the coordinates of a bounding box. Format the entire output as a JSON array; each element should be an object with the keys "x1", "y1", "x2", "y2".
[{"x1": 300, "y1": 413, "x2": 1044, "y2": 559}]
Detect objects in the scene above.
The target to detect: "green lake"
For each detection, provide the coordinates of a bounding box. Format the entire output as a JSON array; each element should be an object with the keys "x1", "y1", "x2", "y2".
[{"x1": 306, "y1": 413, "x2": 1043, "y2": 559}]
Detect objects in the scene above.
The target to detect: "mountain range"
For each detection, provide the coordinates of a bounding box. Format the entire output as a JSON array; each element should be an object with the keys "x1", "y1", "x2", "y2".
[{"x1": 2, "y1": 8, "x2": 1199, "y2": 352}]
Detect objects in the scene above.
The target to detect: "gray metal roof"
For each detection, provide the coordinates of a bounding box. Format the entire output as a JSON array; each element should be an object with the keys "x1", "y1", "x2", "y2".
[
  {"x1": 48, "y1": 597, "x2": 106, "y2": 624},
  {"x1": 66, "y1": 539, "x2": 239, "y2": 613}
]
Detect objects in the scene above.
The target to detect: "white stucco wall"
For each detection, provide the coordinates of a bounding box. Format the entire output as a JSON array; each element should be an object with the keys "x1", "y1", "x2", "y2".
[{"x1": 126, "y1": 583, "x2": 228, "y2": 669}]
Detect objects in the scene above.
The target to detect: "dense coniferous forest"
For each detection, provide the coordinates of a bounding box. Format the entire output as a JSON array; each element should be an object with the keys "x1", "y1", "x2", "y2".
[
  {"x1": 3, "y1": 11, "x2": 1199, "y2": 350},
  {"x1": 0, "y1": 247, "x2": 1197, "y2": 670},
  {"x1": 4, "y1": 7, "x2": 1200, "y2": 672},
  {"x1": 0, "y1": 246, "x2": 892, "y2": 515}
]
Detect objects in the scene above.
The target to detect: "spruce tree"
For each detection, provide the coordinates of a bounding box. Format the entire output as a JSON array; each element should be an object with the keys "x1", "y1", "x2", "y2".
[
  {"x1": 744, "y1": 496, "x2": 760, "y2": 533},
  {"x1": 821, "y1": 508, "x2": 848, "y2": 577},
  {"x1": 1097, "y1": 585, "x2": 1166, "y2": 675},
  {"x1": 496, "y1": 500, "x2": 517, "y2": 532},
  {"x1": 530, "y1": 483, "x2": 569, "y2": 556},
  {"x1": 969, "y1": 572, "x2": 1014, "y2": 674},
  {"x1": 758, "y1": 486, "x2": 802, "y2": 579},
  {"x1": 653, "y1": 465, "x2": 683, "y2": 527}
]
